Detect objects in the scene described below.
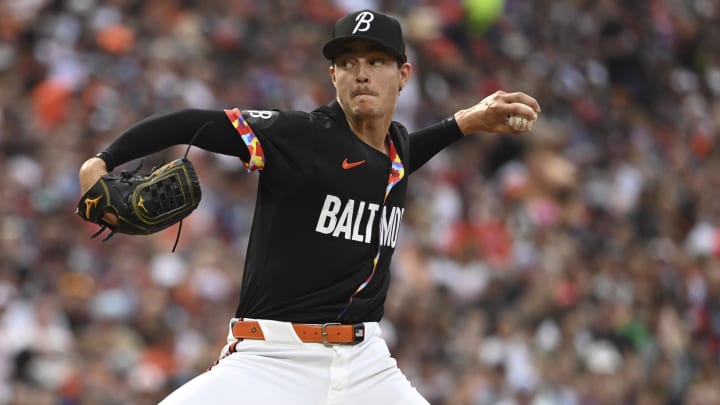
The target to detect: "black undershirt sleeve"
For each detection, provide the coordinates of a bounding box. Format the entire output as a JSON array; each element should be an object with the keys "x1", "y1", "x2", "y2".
[
  {"x1": 407, "y1": 116, "x2": 465, "y2": 174},
  {"x1": 101, "y1": 109, "x2": 249, "y2": 169}
]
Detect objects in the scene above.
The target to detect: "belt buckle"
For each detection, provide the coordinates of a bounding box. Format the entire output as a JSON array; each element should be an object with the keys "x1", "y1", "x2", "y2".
[{"x1": 321, "y1": 323, "x2": 341, "y2": 346}]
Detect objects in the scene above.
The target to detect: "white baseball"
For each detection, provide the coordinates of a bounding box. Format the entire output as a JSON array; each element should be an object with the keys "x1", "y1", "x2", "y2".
[{"x1": 505, "y1": 115, "x2": 535, "y2": 131}]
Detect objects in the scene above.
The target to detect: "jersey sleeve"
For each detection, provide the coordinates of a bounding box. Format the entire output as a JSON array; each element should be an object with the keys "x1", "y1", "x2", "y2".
[
  {"x1": 224, "y1": 108, "x2": 318, "y2": 191},
  {"x1": 103, "y1": 109, "x2": 251, "y2": 169}
]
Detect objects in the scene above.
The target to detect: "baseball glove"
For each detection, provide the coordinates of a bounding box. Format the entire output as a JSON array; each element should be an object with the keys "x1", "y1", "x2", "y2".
[{"x1": 76, "y1": 157, "x2": 201, "y2": 248}]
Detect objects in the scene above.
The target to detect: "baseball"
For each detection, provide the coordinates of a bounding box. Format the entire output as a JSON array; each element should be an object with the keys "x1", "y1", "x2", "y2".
[{"x1": 505, "y1": 115, "x2": 535, "y2": 132}]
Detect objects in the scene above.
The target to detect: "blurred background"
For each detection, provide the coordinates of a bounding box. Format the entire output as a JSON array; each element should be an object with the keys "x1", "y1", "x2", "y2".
[{"x1": 1, "y1": 0, "x2": 720, "y2": 404}]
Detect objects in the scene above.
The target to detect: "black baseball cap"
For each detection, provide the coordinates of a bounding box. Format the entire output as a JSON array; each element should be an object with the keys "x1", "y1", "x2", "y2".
[{"x1": 323, "y1": 10, "x2": 407, "y2": 63}]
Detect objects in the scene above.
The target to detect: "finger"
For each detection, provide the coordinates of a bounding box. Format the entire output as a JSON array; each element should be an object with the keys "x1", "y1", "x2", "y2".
[
  {"x1": 501, "y1": 92, "x2": 541, "y2": 113},
  {"x1": 507, "y1": 102, "x2": 538, "y2": 120},
  {"x1": 103, "y1": 211, "x2": 119, "y2": 226},
  {"x1": 504, "y1": 114, "x2": 535, "y2": 132}
]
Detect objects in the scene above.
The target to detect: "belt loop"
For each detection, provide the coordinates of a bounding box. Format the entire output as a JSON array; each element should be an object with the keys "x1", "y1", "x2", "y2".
[{"x1": 352, "y1": 323, "x2": 365, "y2": 344}]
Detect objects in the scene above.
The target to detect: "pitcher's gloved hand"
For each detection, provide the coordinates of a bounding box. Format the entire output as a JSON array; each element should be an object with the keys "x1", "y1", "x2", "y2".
[{"x1": 76, "y1": 158, "x2": 201, "y2": 242}]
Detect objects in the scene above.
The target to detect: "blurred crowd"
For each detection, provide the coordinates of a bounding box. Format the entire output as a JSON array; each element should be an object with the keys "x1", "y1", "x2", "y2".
[{"x1": 1, "y1": 0, "x2": 720, "y2": 404}]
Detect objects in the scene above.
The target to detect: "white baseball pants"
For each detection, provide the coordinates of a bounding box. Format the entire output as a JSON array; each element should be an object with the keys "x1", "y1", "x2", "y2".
[{"x1": 159, "y1": 319, "x2": 429, "y2": 405}]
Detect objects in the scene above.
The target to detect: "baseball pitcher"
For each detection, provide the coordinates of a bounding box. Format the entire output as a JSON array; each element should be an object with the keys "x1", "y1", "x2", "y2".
[{"x1": 77, "y1": 9, "x2": 540, "y2": 404}]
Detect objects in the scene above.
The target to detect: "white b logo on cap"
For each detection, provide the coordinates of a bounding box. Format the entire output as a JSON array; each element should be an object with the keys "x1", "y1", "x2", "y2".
[{"x1": 352, "y1": 11, "x2": 374, "y2": 34}]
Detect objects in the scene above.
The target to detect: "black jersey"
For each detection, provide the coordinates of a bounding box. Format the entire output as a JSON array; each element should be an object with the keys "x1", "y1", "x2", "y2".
[
  {"x1": 102, "y1": 102, "x2": 463, "y2": 324},
  {"x1": 229, "y1": 102, "x2": 410, "y2": 324}
]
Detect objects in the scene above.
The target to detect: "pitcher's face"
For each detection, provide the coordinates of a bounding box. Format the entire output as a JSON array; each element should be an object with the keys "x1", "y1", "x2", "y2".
[{"x1": 330, "y1": 40, "x2": 411, "y2": 120}]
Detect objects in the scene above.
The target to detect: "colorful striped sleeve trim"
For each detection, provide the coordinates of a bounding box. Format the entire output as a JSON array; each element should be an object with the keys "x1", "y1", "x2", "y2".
[{"x1": 224, "y1": 108, "x2": 265, "y2": 171}]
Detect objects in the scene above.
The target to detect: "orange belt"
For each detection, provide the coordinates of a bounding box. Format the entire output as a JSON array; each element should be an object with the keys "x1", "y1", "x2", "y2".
[{"x1": 232, "y1": 320, "x2": 365, "y2": 346}]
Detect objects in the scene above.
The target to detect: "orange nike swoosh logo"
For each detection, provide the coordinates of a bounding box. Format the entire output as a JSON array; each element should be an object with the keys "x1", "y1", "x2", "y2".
[{"x1": 342, "y1": 158, "x2": 366, "y2": 170}]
